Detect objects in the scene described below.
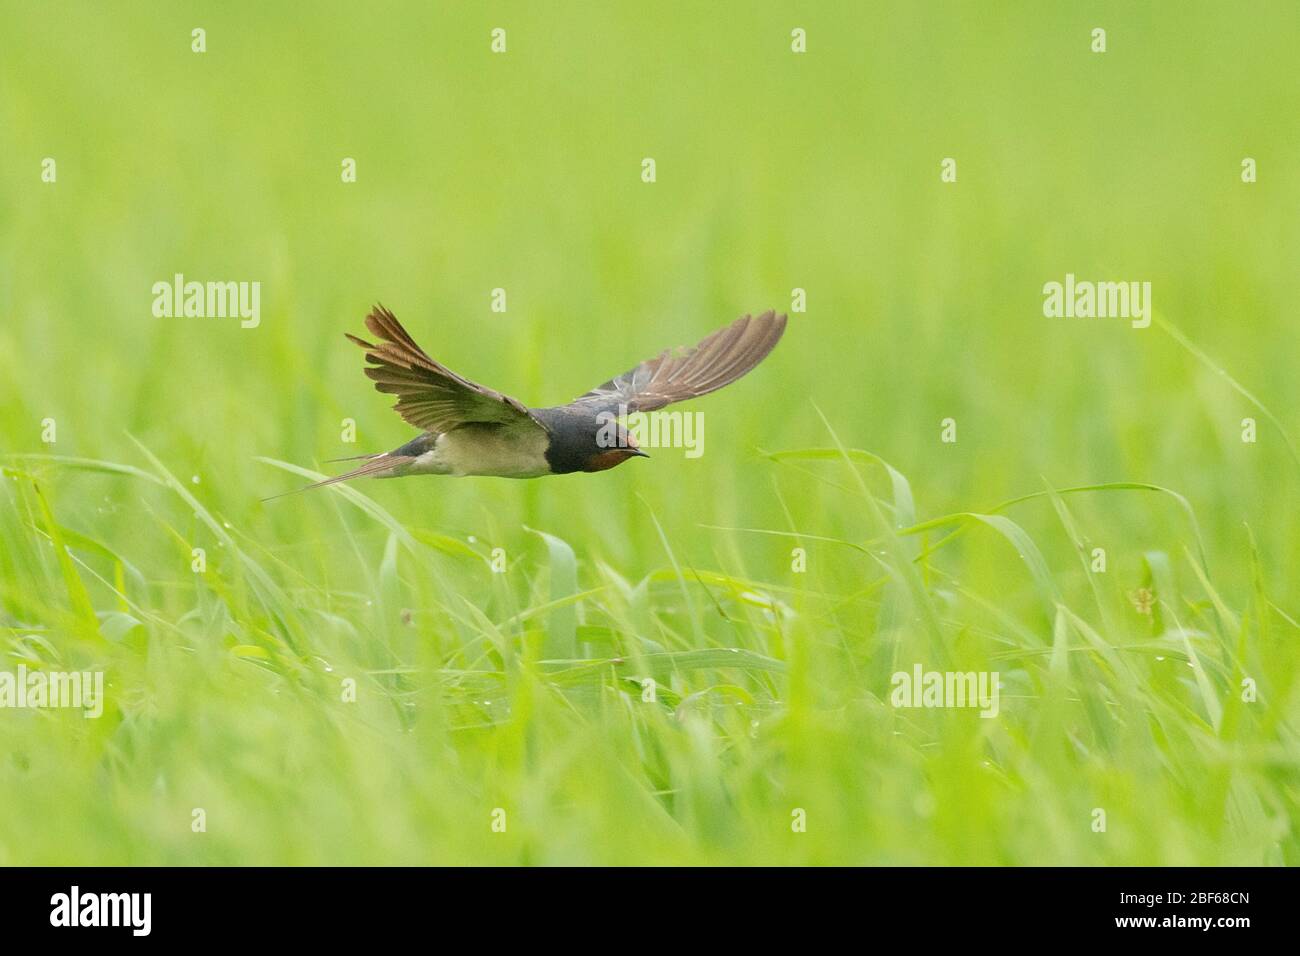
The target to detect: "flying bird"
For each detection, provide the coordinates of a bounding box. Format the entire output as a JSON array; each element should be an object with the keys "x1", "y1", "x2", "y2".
[{"x1": 271, "y1": 304, "x2": 786, "y2": 496}]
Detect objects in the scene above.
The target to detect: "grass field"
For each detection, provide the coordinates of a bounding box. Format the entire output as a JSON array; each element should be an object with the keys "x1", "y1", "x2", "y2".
[{"x1": 2, "y1": 2, "x2": 1298, "y2": 865}]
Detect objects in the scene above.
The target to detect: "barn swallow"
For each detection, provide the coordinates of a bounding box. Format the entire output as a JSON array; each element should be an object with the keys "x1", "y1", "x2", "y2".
[{"x1": 271, "y1": 304, "x2": 786, "y2": 496}]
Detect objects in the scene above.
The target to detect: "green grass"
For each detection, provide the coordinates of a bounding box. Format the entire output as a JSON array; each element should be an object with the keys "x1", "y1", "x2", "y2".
[{"x1": 2, "y1": 1, "x2": 1298, "y2": 865}]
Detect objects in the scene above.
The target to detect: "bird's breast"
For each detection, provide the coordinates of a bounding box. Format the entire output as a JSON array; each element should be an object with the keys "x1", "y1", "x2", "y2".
[{"x1": 421, "y1": 423, "x2": 552, "y2": 478}]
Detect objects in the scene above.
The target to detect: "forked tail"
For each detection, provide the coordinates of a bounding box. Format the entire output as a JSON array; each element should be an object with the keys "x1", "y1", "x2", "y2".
[{"x1": 261, "y1": 453, "x2": 410, "y2": 501}]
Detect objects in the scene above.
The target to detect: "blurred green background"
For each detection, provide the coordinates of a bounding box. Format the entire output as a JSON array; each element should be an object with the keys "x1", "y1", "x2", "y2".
[{"x1": 1, "y1": 1, "x2": 1298, "y2": 864}]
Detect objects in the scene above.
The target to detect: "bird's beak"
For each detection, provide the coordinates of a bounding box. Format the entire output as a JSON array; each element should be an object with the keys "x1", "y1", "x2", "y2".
[{"x1": 629, "y1": 448, "x2": 650, "y2": 458}]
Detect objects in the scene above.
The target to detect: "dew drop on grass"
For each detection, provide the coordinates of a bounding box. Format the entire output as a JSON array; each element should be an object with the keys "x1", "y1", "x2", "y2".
[{"x1": 191, "y1": 475, "x2": 200, "y2": 484}]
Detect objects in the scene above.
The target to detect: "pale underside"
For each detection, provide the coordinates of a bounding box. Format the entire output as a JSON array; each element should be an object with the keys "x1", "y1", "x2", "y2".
[{"x1": 401, "y1": 422, "x2": 552, "y2": 478}]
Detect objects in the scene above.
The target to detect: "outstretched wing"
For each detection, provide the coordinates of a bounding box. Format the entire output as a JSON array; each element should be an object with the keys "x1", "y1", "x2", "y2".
[
  {"x1": 569, "y1": 311, "x2": 787, "y2": 415},
  {"x1": 347, "y1": 305, "x2": 543, "y2": 434}
]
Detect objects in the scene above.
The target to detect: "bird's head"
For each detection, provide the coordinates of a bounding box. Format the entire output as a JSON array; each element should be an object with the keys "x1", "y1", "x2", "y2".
[{"x1": 582, "y1": 424, "x2": 649, "y2": 472}]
